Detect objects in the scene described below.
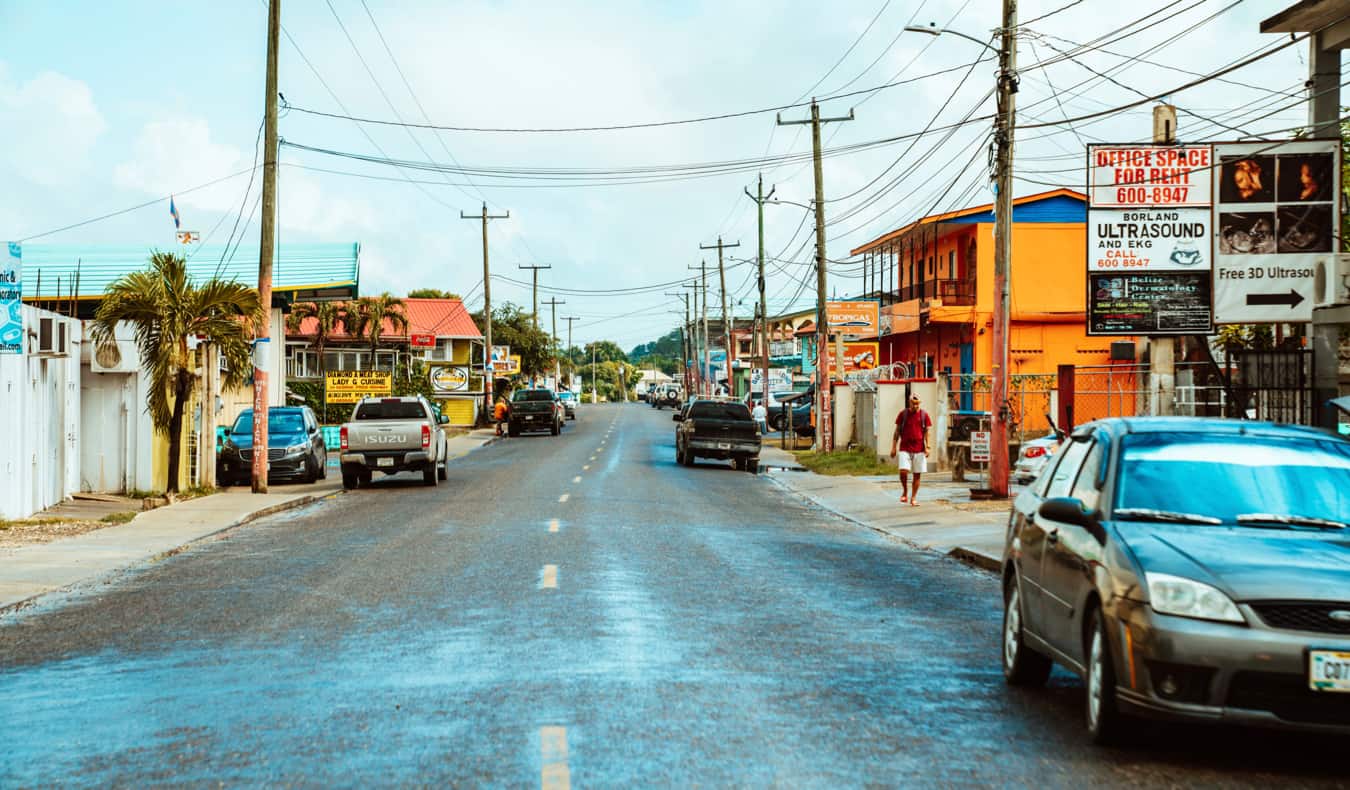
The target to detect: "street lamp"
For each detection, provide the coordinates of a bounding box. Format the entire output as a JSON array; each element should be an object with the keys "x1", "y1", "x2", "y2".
[{"x1": 905, "y1": 15, "x2": 1016, "y2": 497}]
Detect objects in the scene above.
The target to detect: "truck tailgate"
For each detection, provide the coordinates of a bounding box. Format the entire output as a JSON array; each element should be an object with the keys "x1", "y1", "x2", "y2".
[{"x1": 345, "y1": 421, "x2": 426, "y2": 452}]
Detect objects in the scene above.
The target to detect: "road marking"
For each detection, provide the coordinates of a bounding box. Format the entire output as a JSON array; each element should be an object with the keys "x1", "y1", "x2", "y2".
[
  {"x1": 548, "y1": 519, "x2": 560, "y2": 533},
  {"x1": 582, "y1": 465, "x2": 590, "y2": 471},
  {"x1": 540, "y1": 565, "x2": 558, "y2": 589},
  {"x1": 589, "y1": 456, "x2": 596, "y2": 461},
  {"x1": 572, "y1": 475, "x2": 582, "y2": 483},
  {"x1": 540, "y1": 726, "x2": 570, "y2": 790},
  {"x1": 558, "y1": 493, "x2": 570, "y2": 503}
]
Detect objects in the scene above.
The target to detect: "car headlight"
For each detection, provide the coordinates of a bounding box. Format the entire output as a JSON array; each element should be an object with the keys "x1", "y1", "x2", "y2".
[
  {"x1": 1146, "y1": 572, "x2": 1244, "y2": 623},
  {"x1": 286, "y1": 444, "x2": 306, "y2": 454}
]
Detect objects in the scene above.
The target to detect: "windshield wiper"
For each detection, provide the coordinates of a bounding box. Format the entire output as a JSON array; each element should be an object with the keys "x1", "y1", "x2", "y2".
[
  {"x1": 1235, "y1": 513, "x2": 1347, "y2": 530},
  {"x1": 1113, "y1": 508, "x2": 1222, "y2": 525}
]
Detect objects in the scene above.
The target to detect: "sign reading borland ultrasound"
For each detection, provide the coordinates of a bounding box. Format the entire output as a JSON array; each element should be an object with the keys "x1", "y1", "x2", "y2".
[{"x1": 1088, "y1": 208, "x2": 1211, "y2": 271}]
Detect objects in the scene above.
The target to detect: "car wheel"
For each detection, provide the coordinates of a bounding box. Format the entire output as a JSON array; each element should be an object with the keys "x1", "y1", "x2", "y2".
[
  {"x1": 681, "y1": 448, "x2": 694, "y2": 467},
  {"x1": 318, "y1": 455, "x2": 328, "y2": 480},
  {"x1": 438, "y1": 461, "x2": 447, "y2": 481},
  {"x1": 1086, "y1": 605, "x2": 1129, "y2": 744},
  {"x1": 508, "y1": 424, "x2": 520, "y2": 437},
  {"x1": 1002, "y1": 580, "x2": 1052, "y2": 686},
  {"x1": 359, "y1": 471, "x2": 372, "y2": 486},
  {"x1": 551, "y1": 421, "x2": 561, "y2": 436},
  {"x1": 423, "y1": 463, "x2": 438, "y2": 487},
  {"x1": 342, "y1": 472, "x2": 358, "y2": 490},
  {"x1": 732, "y1": 457, "x2": 745, "y2": 471},
  {"x1": 746, "y1": 458, "x2": 759, "y2": 474}
]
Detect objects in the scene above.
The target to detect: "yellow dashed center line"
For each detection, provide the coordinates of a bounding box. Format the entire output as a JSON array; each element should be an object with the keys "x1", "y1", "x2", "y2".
[
  {"x1": 548, "y1": 519, "x2": 560, "y2": 533},
  {"x1": 558, "y1": 493, "x2": 570, "y2": 503},
  {"x1": 540, "y1": 565, "x2": 558, "y2": 589},
  {"x1": 540, "y1": 726, "x2": 570, "y2": 789}
]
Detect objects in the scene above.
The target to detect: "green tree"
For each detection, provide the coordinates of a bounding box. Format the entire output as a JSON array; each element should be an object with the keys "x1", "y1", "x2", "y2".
[
  {"x1": 285, "y1": 300, "x2": 349, "y2": 376},
  {"x1": 90, "y1": 251, "x2": 261, "y2": 493},
  {"x1": 349, "y1": 292, "x2": 409, "y2": 361},
  {"x1": 473, "y1": 302, "x2": 553, "y2": 378},
  {"x1": 408, "y1": 288, "x2": 461, "y2": 299}
]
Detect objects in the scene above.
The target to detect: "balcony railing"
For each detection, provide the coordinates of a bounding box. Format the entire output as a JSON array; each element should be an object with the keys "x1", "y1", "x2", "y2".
[{"x1": 891, "y1": 278, "x2": 975, "y2": 306}]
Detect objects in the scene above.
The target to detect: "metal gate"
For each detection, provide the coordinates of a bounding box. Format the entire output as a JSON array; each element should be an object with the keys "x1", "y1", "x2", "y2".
[{"x1": 1228, "y1": 349, "x2": 1314, "y2": 425}]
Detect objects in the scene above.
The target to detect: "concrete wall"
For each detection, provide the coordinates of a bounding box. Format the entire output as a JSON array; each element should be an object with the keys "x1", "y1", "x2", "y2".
[
  {"x1": 832, "y1": 383, "x2": 854, "y2": 450},
  {"x1": 0, "y1": 307, "x2": 82, "y2": 519}
]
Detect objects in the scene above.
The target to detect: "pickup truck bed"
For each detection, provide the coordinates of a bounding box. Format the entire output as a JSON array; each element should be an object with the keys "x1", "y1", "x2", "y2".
[{"x1": 340, "y1": 396, "x2": 449, "y2": 488}]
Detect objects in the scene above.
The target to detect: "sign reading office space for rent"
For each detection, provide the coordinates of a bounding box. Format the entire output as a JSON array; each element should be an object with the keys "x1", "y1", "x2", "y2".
[
  {"x1": 325, "y1": 370, "x2": 393, "y2": 403},
  {"x1": 1, "y1": 243, "x2": 21, "y2": 355}
]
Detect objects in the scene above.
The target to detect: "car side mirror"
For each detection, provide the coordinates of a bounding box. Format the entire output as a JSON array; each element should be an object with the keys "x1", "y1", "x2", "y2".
[
  {"x1": 438, "y1": 414, "x2": 449, "y2": 425},
  {"x1": 1038, "y1": 497, "x2": 1095, "y2": 528},
  {"x1": 672, "y1": 413, "x2": 683, "y2": 422}
]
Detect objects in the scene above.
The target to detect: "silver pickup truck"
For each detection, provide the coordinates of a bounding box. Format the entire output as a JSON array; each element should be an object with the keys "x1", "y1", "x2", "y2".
[{"x1": 339, "y1": 396, "x2": 449, "y2": 489}]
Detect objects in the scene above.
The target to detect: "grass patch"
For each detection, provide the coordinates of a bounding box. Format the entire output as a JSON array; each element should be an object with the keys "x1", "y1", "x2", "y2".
[
  {"x1": 791, "y1": 448, "x2": 897, "y2": 477},
  {"x1": 178, "y1": 486, "x2": 217, "y2": 500},
  {"x1": 127, "y1": 488, "x2": 161, "y2": 500},
  {"x1": 100, "y1": 511, "x2": 138, "y2": 524}
]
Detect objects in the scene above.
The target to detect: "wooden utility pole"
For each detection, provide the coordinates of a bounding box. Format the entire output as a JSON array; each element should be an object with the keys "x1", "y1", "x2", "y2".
[
  {"x1": 777, "y1": 99, "x2": 853, "y2": 451},
  {"x1": 561, "y1": 315, "x2": 579, "y2": 388},
  {"x1": 987, "y1": 0, "x2": 1017, "y2": 497},
  {"x1": 668, "y1": 290, "x2": 692, "y2": 394},
  {"x1": 700, "y1": 237, "x2": 740, "y2": 395},
  {"x1": 687, "y1": 263, "x2": 713, "y2": 395},
  {"x1": 461, "y1": 202, "x2": 509, "y2": 422},
  {"x1": 1149, "y1": 104, "x2": 1178, "y2": 418},
  {"x1": 542, "y1": 297, "x2": 565, "y2": 386},
  {"x1": 251, "y1": 0, "x2": 281, "y2": 494},
  {"x1": 518, "y1": 263, "x2": 551, "y2": 331},
  {"x1": 745, "y1": 174, "x2": 775, "y2": 409}
]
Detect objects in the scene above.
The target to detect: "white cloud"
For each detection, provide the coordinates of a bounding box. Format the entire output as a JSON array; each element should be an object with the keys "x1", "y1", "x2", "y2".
[{"x1": 0, "y1": 63, "x2": 106, "y2": 186}]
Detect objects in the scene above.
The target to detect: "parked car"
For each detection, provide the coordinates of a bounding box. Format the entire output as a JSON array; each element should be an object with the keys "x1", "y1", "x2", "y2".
[
  {"x1": 510, "y1": 389, "x2": 564, "y2": 436},
  {"x1": 745, "y1": 390, "x2": 797, "y2": 414},
  {"x1": 557, "y1": 390, "x2": 578, "y2": 420},
  {"x1": 769, "y1": 396, "x2": 814, "y2": 437},
  {"x1": 1012, "y1": 432, "x2": 1060, "y2": 484},
  {"x1": 338, "y1": 396, "x2": 449, "y2": 489},
  {"x1": 218, "y1": 406, "x2": 327, "y2": 485},
  {"x1": 673, "y1": 399, "x2": 761, "y2": 472},
  {"x1": 1000, "y1": 417, "x2": 1350, "y2": 743}
]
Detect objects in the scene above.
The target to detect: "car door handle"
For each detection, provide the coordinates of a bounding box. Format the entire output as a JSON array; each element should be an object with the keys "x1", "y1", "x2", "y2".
[{"x1": 1047, "y1": 529, "x2": 1059, "y2": 544}]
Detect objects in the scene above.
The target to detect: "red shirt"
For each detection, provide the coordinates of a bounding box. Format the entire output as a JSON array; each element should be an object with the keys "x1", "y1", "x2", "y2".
[{"x1": 895, "y1": 408, "x2": 932, "y2": 453}]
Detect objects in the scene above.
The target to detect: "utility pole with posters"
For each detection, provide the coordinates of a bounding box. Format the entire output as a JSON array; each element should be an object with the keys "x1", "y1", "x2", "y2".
[
  {"x1": 251, "y1": 0, "x2": 280, "y2": 494},
  {"x1": 561, "y1": 315, "x2": 578, "y2": 388},
  {"x1": 777, "y1": 99, "x2": 853, "y2": 451},
  {"x1": 745, "y1": 173, "x2": 775, "y2": 412},
  {"x1": 461, "y1": 203, "x2": 509, "y2": 421},
  {"x1": 518, "y1": 263, "x2": 550, "y2": 331},
  {"x1": 988, "y1": 0, "x2": 1017, "y2": 497},
  {"x1": 699, "y1": 237, "x2": 739, "y2": 395}
]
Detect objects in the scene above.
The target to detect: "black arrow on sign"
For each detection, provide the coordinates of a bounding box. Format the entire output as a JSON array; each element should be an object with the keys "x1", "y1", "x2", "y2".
[{"x1": 1245, "y1": 289, "x2": 1305, "y2": 308}]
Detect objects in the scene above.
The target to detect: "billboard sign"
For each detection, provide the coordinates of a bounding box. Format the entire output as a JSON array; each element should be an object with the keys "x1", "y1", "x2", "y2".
[
  {"x1": 1088, "y1": 272, "x2": 1212, "y2": 335},
  {"x1": 429, "y1": 365, "x2": 471, "y2": 393},
  {"x1": 1211, "y1": 139, "x2": 1340, "y2": 324},
  {"x1": 750, "y1": 367, "x2": 793, "y2": 391},
  {"x1": 1089, "y1": 145, "x2": 1212, "y2": 207},
  {"x1": 833, "y1": 342, "x2": 879, "y2": 375},
  {"x1": 1087, "y1": 208, "x2": 1210, "y2": 272},
  {"x1": 1, "y1": 243, "x2": 21, "y2": 355},
  {"x1": 826, "y1": 300, "x2": 880, "y2": 334},
  {"x1": 325, "y1": 370, "x2": 393, "y2": 404}
]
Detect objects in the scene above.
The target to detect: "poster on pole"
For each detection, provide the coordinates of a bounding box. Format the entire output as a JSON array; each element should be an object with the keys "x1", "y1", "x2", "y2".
[
  {"x1": 1211, "y1": 139, "x2": 1340, "y2": 324},
  {"x1": 1086, "y1": 143, "x2": 1215, "y2": 336},
  {"x1": 325, "y1": 370, "x2": 392, "y2": 403},
  {"x1": 1, "y1": 243, "x2": 21, "y2": 355}
]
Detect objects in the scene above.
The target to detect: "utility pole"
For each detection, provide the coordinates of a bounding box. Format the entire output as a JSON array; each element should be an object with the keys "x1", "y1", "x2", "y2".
[
  {"x1": 251, "y1": 0, "x2": 280, "y2": 494},
  {"x1": 667, "y1": 291, "x2": 692, "y2": 395},
  {"x1": 591, "y1": 343, "x2": 597, "y2": 404},
  {"x1": 687, "y1": 263, "x2": 712, "y2": 395},
  {"x1": 461, "y1": 202, "x2": 509, "y2": 423},
  {"x1": 988, "y1": 0, "x2": 1018, "y2": 497},
  {"x1": 518, "y1": 263, "x2": 551, "y2": 331},
  {"x1": 542, "y1": 297, "x2": 565, "y2": 387},
  {"x1": 745, "y1": 173, "x2": 775, "y2": 409},
  {"x1": 561, "y1": 315, "x2": 579, "y2": 389},
  {"x1": 700, "y1": 237, "x2": 740, "y2": 395},
  {"x1": 1150, "y1": 104, "x2": 1178, "y2": 418},
  {"x1": 777, "y1": 99, "x2": 854, "y2": 452}
]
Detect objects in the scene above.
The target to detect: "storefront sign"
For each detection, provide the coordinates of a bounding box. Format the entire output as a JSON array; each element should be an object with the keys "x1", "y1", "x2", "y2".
[
  {"x1": 325, "y1": 370, "x2": 393, "y2": 403},
  {"x1": 409, "y1": 333, "x2": 436, "y2": 348},
  {"x1": 826, "y1": 300, "x2": 880, "y2": 335},
  {"x1": 1088, "y1": 272, "x2": 1212, "y2": 335},
  {"x1": 1, "y1": 243, "x2": 21, "y2": 355},
  {"x1": 1089, "y1": 144, "x2": 1212, "y2": 207},
  {"x1": 833, "y1": 342, "x2": 879, "y2": 375},
  {"x1": 750, "y1": 367, "x2": 793, "y2": 391},
  {"x1": 1087, "y1": 208, "x2": 1211, "y2": 272},
  {"x1": 429, "y1": 365, "x2": 470, "y2": 393},
  {"x1": 1212, "y1": 139, "x2": 1340, "y2": 324}
]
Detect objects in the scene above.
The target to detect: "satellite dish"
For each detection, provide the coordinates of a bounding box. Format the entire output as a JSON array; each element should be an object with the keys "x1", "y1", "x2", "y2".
[{"x1": 95, "y1": 343, "x2": 122, "y2": 369}]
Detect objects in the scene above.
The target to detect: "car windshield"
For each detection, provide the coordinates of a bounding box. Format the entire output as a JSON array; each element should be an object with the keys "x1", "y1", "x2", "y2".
[
  {"x1": 513, "y1": 390, "x2": 555, "y2": 402},
  {"x1": 352, "y1": 401, "x2": 426, "y2": 420},
  {"x1": 232, "y1": 411, "x2": 306, "y2": 434},
  {"x1": 689, "y1": 402, "x2": 751, "y2": 421},
  {"x1": 1115, "y1": 433, "x2": 1350, "y2": 525}
]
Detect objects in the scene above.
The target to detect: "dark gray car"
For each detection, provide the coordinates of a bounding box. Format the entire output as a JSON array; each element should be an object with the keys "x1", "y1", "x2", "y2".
[{"x1": 1000, "y1": 417, "x2": 1350, "y2": 743}]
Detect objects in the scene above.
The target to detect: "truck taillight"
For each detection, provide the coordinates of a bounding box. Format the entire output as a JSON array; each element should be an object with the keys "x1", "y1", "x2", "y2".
[
  {"x1": 1023, "y1": 445, "x2": 1045, "y2": 459},
  {"x1": 421, "y1": 424, "x2": 431, "y2": 448},
  {"x1": 340, "y1": 425, "x2": 348, "y2": 451}
]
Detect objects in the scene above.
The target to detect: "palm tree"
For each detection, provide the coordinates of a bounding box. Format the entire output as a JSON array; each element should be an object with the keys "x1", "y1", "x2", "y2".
[
  {"x1": 90, "y1": 251, "x2": 261, "y2": 493},
  {"x1": 286, "y1": 300, "x2": 348, "y2": 376},
  {"x1": 350, "y1": 292, "x2": 409, "y2": 368}
]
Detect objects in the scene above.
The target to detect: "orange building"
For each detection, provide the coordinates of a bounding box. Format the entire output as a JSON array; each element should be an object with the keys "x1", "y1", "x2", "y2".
[{"x1": 851, "y1": 189, "x2": 1133, "y2": 426}]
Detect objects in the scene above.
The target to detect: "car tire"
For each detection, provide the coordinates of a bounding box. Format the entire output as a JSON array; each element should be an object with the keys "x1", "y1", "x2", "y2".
[
  {"x1": 1085, "y1": 605, "x2": 1130, "y2": 745},
  {"x1": 318, "y1": 455, "x2": 328, "y2": 479},
  {"x1": 438, "y1": 461, "x2": 447, "y2": 481},
  {"x1": 342, "y1": 472, "x2": 358, "y2": 490},
  {"x1": 359, "y1": 471, "x2": 372, "y2": 487},
  {"x1": 681, "y1": 448, "x2": 694, "y2": 467},
  {"x1": 1002, "y1": 580, "x2": 1052, "y2": 687},
  {"x1": 732, "y1": 457, "x2": 745, "y2": 471},
  {"x1": 551, "y1": 421, "x2": 561, "y2": 436},
  {"x1": 746, "y1": 458, "x2": 759, "y2": 474},
  {"x1": 300, "y1": 457, "x2": 315, "y2": 484},
  {"x1": 423, "y1": 463, "x2": 438, "y2": 487},
  {"x1": 508, "y1": 424, "x2": 520, "y2": 438}
]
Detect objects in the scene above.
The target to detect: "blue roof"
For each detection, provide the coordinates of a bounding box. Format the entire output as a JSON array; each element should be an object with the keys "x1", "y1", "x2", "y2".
[
  {"x1": 17, "y1": 243, "x2": 360, "y2": 302},
  {"x1": 944, "y1": 194, "x2": 1086, "y2": 225}
]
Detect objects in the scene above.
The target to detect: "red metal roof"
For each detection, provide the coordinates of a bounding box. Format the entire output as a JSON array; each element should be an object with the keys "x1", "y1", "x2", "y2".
[{"x1": 290, "y1": 297, "x2": 482, "y2": 340}]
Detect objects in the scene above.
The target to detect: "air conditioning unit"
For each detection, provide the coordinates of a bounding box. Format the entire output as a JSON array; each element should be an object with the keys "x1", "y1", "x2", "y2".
[
  {"x1": 1313, "y1": 253, "x2": 1350, "y2": 308},
  {"x1": 34, "y1": 316, "x2": 68, "y2": 356},
  {"x1": 91, "y1": 338, "x2": 138, "y2": 373}
]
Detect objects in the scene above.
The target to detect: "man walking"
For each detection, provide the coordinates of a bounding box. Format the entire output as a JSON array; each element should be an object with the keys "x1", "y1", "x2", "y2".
[
  {"x1": 752, "y1": 400, "x2": 768, "y2": 435},
  {"x1": 890, "y1": 394, "x2": 932, "y2": 506}
]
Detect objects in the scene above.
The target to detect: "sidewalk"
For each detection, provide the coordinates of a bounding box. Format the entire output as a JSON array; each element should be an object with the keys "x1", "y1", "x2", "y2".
[
  {"x1": 760, "y1": 445, "x2": 1012, "y2": 572},
  {"x1": 0, "y1": 428, "x2": 499, "y2": 615}
]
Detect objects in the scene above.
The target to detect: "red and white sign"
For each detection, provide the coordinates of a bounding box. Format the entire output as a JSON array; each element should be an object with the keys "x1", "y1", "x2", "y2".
[
  {"x1": 1089, "y1": 145, "x2": 1212, "y2": 207},
  {"x1": 409, "y1": 333, "x2": 437, "y2": 348}
]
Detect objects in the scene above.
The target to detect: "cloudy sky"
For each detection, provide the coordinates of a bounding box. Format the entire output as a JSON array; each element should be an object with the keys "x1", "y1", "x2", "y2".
[{"x1": 0, "y1": 0, "x2": 1328, "y2": 350}]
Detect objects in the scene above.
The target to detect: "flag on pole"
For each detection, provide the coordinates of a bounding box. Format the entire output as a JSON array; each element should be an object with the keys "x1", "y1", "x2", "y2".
[{"x1": 169, "y1": 196, "x2": 181, "y2": 229}]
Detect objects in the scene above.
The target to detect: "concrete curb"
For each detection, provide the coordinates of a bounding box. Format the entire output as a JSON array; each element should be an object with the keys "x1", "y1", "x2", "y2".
[{"x1": 946, "y1": 547, "x2": 1001, "y2": 573}]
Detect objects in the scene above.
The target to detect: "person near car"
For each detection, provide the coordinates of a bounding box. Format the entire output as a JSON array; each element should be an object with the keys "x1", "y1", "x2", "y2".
[
  {"x1": 751, "y1": 401, "x2": 768, "y2": 434},
  {"x1": 890, "y1": 395, "x2": 932, "y2": 506},
  {"x1": 493, "y1": 396, "x2": 509, "y2": 437}
]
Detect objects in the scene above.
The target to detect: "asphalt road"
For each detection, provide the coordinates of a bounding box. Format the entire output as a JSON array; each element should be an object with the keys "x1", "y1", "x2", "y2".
[{"x1": 1, "y1": 403, "x2": 1346, "y2": 787}]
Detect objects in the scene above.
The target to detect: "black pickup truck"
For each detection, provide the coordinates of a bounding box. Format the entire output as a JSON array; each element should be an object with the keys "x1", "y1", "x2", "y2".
[
  {"x1": 673, "y1": 399, "x2": 761, "y2": 473},
  {"x1": 509, "y1": 389, "x2": 564, "y2": 436}
]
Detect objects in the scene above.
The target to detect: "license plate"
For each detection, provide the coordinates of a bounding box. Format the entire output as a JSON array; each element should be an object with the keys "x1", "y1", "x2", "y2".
[
  {"x1": 526, "y1": 415, "x2": 536, "y2": 420},
  {"x1": 1309, "y1": 649, "x2": 1350, "y2": 692},
  {"x1": 376, "y1": 457, "x2": 394, "y2": 468},
  {"x1": 717, "y1": 442, "x2": 731, "y2": 450}
]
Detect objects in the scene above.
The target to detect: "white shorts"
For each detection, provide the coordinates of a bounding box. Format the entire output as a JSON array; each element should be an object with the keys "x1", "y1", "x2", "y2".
[{"x1": 897, "y1": 451, "x2": 927, "y2": 474}]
